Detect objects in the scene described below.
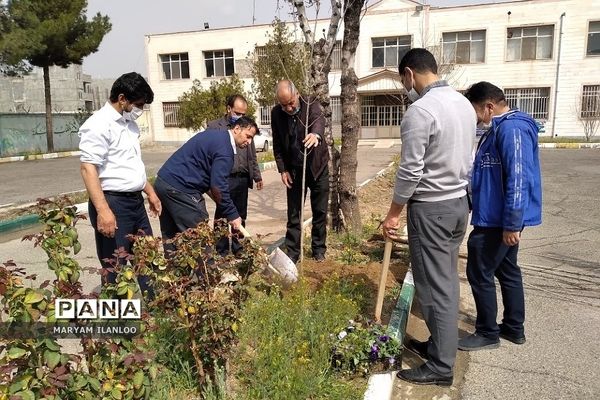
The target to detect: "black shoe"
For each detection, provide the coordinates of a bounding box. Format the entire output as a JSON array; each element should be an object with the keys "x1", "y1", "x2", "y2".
[
  {"x1": 397, "y1": 364, "x2": 453, "y2": 387},
  {"x1": 406, "y1": 338, "x2": 430, "y2": 359},
  {"x1": 458, "y1": 333, "x2": 500, "y2": 351},
  {"x1": 499, "y1": 324, "x2": 526, "y2": 344},
  {"x1": 313, "y1": 253, "x2": 326, "y2": 263}
]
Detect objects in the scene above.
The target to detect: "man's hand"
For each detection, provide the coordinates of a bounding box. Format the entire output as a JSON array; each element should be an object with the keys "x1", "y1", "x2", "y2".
[
  {"x1": 303, "y1": 133, "x2": 320, "y2": 149},
  {"x1": 97, "y1": 208, "x2": 117, "y2": 238},
  {"x1": 382, "y1": 202, "x2": 405, "y2": 240},
  {"x1": 503, "y1": 230, "x2": 521, "y2": 246},
  {"x1": 256, "y1": 180, "x2": 264, "y2": 190},
  {"x1": 229, "y1": 217, "x2": 243, "y2": 231},
  {"x1": 147, "y1": 193, "x2": 162, "y2": 217},
  {"x1": 281, "y1": 171, "x2": 293, "y2": 189}
]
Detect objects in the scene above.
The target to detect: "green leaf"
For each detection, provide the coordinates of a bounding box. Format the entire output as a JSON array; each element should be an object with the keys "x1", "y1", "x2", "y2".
[
  {"x1": 73, "y1": 241, "x2": 82, "y2": 254},
  {"x1": 14, "y1": 390, "x2": 35, "y2": 400},
  {"x1": 111, "y1": 387, "x2": 123, "y2": 399},
  {"x1": 88, "y1": 377, "x2": 101, "y2": 392},
  {"x1": 132, "y1": 371, "x2": 144, "y2": 389},
  {"x1": 8, "y1": 346, "x2": 27, "y2": 359},
  {"x1": 44, "y1": 350, "x2": 61, "y2": 369},
  {"x1": 148, "y1": 365, "x2": 158, "y2": 381},
  {"x1": 44, "y1": 338, "x2": 61, "y2": 352},
  {"x1": 24, "y1": 291, "x2": 44, "y2": 304}
]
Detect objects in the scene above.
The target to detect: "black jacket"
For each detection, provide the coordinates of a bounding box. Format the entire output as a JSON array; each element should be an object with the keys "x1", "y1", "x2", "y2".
[
  {"x1": 271, "y1": 96, "x2": 329, "y2": 179},
  {"x1": 206, "y1": 116, "x2": 262, "y2": 189}
]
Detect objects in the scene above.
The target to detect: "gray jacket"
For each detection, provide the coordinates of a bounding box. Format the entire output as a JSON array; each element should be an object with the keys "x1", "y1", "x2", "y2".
[
  {"x1": 206, "y1": 116, "x2": 262, "y2": 189},
  {"x1": 393, "y1": 81, "x2": 476, "y2": 204}
]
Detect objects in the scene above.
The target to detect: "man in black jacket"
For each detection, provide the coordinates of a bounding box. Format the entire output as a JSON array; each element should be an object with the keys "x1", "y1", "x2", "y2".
[
  {"x1": 271, "y1": 80, "x2": 329, "y2": 263},
  {"x1": 207, "y1": 95, "x2": 263, "y2": 256}
]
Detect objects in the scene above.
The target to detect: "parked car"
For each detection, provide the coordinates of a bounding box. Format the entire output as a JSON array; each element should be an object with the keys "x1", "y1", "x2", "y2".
[{"x1": 254, "y1": 128, "x2": 272, "y2": 152}]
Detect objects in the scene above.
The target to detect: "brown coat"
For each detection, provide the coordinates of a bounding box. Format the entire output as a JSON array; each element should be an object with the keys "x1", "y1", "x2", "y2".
[{"x1": 271, "y1": 96, "x2": 329, "y2": 179}]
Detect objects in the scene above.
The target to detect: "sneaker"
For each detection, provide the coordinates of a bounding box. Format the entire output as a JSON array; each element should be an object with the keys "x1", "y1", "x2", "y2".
[
  {"x1": 499, "y1": 324, "x2": 526, "y2": 345},
  {"x1": 458, "y1": 333, "x2": 500, "y2": 351}
]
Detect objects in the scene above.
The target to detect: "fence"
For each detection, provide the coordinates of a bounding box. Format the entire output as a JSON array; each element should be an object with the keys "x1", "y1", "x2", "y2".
[{"x1": 0, "y1": 113, "x2": 84, "y2": 157}]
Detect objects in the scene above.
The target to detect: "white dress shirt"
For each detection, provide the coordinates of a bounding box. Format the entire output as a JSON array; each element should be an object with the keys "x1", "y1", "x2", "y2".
[{"x1": 79, "y1": 102, "x2": 147, "y2": 192}]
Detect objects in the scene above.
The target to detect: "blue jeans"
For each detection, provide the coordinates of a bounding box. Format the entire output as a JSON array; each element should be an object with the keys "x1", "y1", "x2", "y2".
[
  {"x1": 466, "y1": 227, "x2": 525, "y2": 339},
  {"x1": 88, "y1": 192, "x2": 154, "y2": 299}
]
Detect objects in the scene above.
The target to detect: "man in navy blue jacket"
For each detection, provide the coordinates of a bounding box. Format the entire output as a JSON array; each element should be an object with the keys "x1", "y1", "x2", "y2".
[
  {"x1": 154, "y1": 117, "x2": 258, "y2": 243},
  {"x1": 459, "y1": 82, "x2": 542, "y2": 351}
]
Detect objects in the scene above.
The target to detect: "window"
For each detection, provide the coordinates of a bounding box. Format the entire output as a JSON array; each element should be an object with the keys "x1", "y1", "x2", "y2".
[
  {"x1": 254, "y1": 46, "x2": 267, "y2": 59},
  {"x1": 581, "y1": 85, "x2": 600, "y2": 118},
  {"x1": 163, "y1": 102, "x2": 181, "y2": 127},
  {"x1": 331, "y1": 41, "x2": 342, "y2": 70},
  {"x1": 204, "y1": 49, "x2": 234, "y2": 77},
  {"x1": 507, "y1": 25, "x2": 554, "y2": 61},
  {"x1": 330, "y1": 97, "x2": 341, "y2": 123},
  {"x1": 372, "y1": 36, "x2": 411, "y2": 68},
  {"x1": 442, "y1": 30, "x2": 486, "y2": 64},
  {"x1": 505, "y1": 88, "x2": 550, "y2": 120},
  {"x1": 160, "y1": 53, "x2": 190, "y2": 80},
  {"x1": 259, "y1": 105, "x2": 272, "y2": 126},
  {"x1": 360, "y1": 95, "x2": 406, "y2": 126},
  {"x1": 587, "y1": 21, "x2": 600, "y2": 56}
]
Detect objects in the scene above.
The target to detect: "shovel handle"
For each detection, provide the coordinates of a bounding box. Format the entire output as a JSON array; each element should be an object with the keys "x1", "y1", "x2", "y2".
[
  {"x1": 236, "y1": 225, "x2": 251, "y2": 238},
  {"x1": 375, "y1": 239, "x2": 393, "y2": 323}
]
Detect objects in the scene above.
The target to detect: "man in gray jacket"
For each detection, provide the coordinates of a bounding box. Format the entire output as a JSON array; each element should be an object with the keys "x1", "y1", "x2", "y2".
[
  {"x1": 207, "y1": 95, "x2": 263, "y2": 256},
  {"x1": 382, "y1": 49, "x2": 476, "y2": 385}
]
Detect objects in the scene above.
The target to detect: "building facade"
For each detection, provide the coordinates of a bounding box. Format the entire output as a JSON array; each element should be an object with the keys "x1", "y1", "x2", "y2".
[
  {"x1": 145, "y1": 0, "x2": 600, "y2": 143},
  {"x1": 0, "y1": 64, "x2": 94, "y2": 113}
]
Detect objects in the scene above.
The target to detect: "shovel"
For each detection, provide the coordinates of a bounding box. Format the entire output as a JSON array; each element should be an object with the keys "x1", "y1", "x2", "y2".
[{"x1": 237, "y1": 225, "x2": 298, "y2": 283}]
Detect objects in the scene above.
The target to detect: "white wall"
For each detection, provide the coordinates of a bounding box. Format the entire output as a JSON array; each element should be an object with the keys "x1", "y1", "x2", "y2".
[{"x1": 145, "y1": 0, "x2": 600, "y2": 142}]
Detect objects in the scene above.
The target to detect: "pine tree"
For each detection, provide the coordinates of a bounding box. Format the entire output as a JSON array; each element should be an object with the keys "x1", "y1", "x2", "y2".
[{"x1": 0, "y1": 0, "x2": 111, "y2": 152}]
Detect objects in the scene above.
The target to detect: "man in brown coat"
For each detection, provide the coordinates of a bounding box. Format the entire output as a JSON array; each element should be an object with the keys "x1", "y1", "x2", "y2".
[
  {"x1": 207, "y1": 94, "x2": 263, "y2": 255},
  {"x1": 271, "y1": 80, "x2": 329, "y2": 263}
]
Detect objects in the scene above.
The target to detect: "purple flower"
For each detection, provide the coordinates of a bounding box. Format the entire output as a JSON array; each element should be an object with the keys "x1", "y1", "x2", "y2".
[{"x1": 378, "y1": 335, "x2": 389, "y2": 343}]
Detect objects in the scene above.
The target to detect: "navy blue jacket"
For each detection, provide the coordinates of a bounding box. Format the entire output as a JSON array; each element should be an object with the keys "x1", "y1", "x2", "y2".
[
  {"x1": 471, "y1": 110, "x2": 542, "y2": 231},
  {"x1": 157, "y1": 129, "x2": 239, "y2": 220}
]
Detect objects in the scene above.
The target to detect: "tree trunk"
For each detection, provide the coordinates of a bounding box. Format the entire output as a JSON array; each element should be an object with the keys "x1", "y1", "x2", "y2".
[
  {"x1": 292, "y1": 0, "x2": 344, "y2": 231},
  {"x1": 339, "y1": 0, "x2": 366, "y2": 234},
  {"x1": 43, "y1": 65, "x2": 54, "y2": 153}
]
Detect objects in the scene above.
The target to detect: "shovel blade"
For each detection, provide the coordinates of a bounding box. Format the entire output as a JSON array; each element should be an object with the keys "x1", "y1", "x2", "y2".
[{"x1": 268, "y1": 247, "x2": 298, "y2": 283}]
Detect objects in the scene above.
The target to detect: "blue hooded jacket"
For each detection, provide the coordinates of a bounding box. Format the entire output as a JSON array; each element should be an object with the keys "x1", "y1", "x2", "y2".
[{"x1": 470, "y1": 109, "x2": 542, "y2": 231}]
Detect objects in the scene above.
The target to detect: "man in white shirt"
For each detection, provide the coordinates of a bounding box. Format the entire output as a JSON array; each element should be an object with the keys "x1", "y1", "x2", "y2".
[{"x1": 79, "y1": 72, "x2": 161, "y2": 299}]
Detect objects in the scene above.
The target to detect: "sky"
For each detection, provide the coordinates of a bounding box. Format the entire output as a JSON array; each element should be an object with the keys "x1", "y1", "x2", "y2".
[{"x1": 83, "y1": 0, "x2": 513, "y2": 79}]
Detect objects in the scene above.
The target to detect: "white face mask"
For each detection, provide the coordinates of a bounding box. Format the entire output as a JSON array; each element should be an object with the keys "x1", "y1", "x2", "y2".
[
  {"x1": 477, "y1": 121, "x2": 492, "y2": 131},
  {"x1": 407, "y1": 88, "x2": 420, "y2": 102},
  {"x1": 124, "y1": 106, "x2": 143, "y2": 121},
  {"x1": 403, "y1": 69, "x2": 421, "y2": 102}
]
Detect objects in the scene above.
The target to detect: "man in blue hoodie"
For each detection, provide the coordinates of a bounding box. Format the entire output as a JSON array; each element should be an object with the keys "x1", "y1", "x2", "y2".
[
  {"x1": 459, "y1": 82, "x2": 542, "y2": 351},
  {"x1": 154, "y1": 117, "x2": 258, "y2": 244}
]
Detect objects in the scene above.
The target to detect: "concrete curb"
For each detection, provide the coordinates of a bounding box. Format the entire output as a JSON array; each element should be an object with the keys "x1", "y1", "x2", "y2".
[
  {"x1": 0, "y1": 150, "x2": 81, "y2": 164},
  {"x1": 538, "y1": 143, "x2": 600, "y2": 149}
]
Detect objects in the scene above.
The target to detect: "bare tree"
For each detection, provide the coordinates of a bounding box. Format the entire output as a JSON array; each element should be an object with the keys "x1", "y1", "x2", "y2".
[
  {"x1": 577, "y1": 88, "x2": 600, "y2": 142},
  {"x1": 291, "y1": 0, "x2": 345, "y2": 230}
]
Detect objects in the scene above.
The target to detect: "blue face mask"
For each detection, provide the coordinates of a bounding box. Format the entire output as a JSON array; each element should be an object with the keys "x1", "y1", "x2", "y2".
[{"x1": 229, "y1": 114, "x2": 241, "y2": 124}]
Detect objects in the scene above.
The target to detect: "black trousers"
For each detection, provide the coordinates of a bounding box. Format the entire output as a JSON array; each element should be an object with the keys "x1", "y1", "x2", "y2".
[
  {"x1": 88, "y1": 192, "x2": 154, "y2": 299},
  {"x1": 285, "y1": 166, "x2": 329, "y2": 262},
  {"x1": 466, "y1": 227, "x2": 525, "y2": 340},
  {"x1": 214, "y1": 174, "x2": 249, "y2": 255},
  {"x1": 154, "y1": 176, "x2": 208, "y2": 253}
]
